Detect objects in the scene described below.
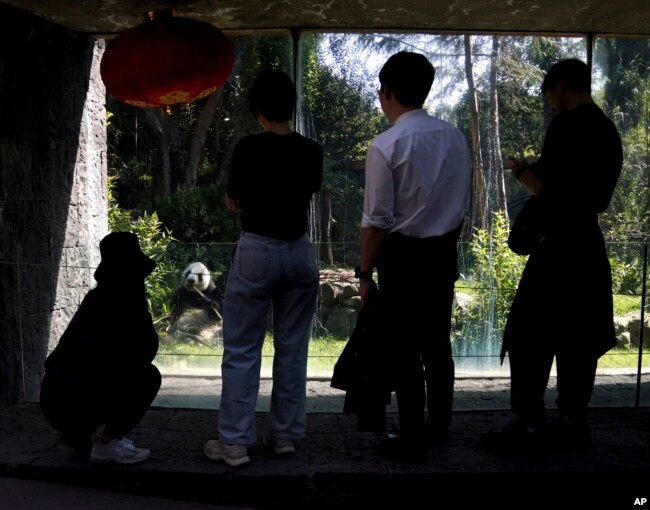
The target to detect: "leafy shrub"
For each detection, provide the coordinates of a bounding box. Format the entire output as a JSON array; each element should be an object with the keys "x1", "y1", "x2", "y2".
[
  {"x1": 464, "y1": 209, "x2": 645, "y2": 341},
  {"x1": 465, "y1": 210, "x2": 527, "y2": 333},
  {"x1": 108, "y1": 176, "x2": 177, "y2": 323},
  {"x1": 155, "y1": 184, "x2": 240, "y2": 243},
  {"x1": 610, "y1": 255, "x2": 645, "y2": 296},
  {"x1": 603, "y1": 207, "x2": 648, "y2": 296}
]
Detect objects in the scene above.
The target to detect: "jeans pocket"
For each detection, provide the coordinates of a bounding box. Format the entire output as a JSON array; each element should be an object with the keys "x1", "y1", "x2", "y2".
[
  {"x1": 235, "y1": 243, "x2": 267, "y2": 282},
  {"x1": 290, "y1": 242, "x2": 318, "y2": 282}
]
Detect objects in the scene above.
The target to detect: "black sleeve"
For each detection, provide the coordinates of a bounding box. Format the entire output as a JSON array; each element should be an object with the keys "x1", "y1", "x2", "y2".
[{"x1": 529, "y1": 115, "x2": 562, "y2": 182}]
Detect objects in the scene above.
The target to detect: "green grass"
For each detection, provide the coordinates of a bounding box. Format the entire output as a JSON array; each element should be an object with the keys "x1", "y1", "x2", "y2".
[
  {"x1": 157, "y1": 335, "x2": 346, "y2": 356},
  {"x1": 599, "y1": 347, "x2": 650, "y2": 370},
  {"x1": 613, "y1": 294, "x2": 644, "y2": 316},
  {"x1": 155, "y1": 335, "x2": 348, "y2": 376},
  {"x1": 156, "y1": 326, "x2": 649, "y2": 375}
]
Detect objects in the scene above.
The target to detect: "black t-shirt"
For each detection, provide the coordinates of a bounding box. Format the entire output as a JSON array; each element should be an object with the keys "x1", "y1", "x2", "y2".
[{"x1": 227, "y1": 131, "x2": 323, "y2": 241}]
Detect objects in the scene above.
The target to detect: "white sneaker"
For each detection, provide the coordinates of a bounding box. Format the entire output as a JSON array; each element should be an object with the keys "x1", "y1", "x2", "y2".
[
  {"x1": 90, "y1": 437, "x2": 150, "y2": 464},
  {"x1": 204, "y1": 439, "x2": 250, "y2": 467},
  {"x1": 263, "y1": 433, "x2": 295, "y2": 455}
]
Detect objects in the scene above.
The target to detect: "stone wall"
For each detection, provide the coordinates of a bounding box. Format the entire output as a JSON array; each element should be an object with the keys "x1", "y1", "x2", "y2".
[
  {"x1": 614, "y1": 312, "x2": 650, "y2": 349},
  {"x1": 0, "y1": 4, "x2": 107, "y2": 403},
  {"x1": 316, "y1": 268, "x2": 361, "y2": 338}
]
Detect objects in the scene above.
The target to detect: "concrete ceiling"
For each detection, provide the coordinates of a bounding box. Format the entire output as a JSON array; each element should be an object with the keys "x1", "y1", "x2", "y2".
[{"x1": 2, "y1": 0, "x2": 650, "y2": 38}]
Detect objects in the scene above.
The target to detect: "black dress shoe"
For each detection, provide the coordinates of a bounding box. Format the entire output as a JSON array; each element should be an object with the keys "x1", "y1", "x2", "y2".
[
  {"x1": 379, "y1": 433, "x2": 428, "y2": 463},
  {"x1": 356, "y1": 412, "x2": 386, "y2": 432},
  {"x1": 425, "y1": 421, "x2": 449, "y2": 445},
  {"x1": 480, "y1": 420, "x2": 545, "y2": 454}
]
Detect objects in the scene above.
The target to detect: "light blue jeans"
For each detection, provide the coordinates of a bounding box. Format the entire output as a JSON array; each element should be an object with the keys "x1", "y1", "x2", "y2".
[{"x1": 218, "y1": 232, "x2": 319, "y2": 445}]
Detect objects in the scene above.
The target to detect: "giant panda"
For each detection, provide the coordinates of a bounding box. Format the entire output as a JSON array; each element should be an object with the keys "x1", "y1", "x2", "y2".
[{"x1": 169, "y1": 262, "x2": 223, "y2": 330}]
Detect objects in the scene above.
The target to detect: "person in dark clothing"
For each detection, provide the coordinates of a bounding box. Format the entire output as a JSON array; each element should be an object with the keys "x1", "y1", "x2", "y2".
[
  {"x1": 204, "y1": 69, "x2": 323, "y2": 467},
  {"x1": 40, "y1": 232, "x2": 161, "y2": 464},
  {"x1": 482, "y1": 59, "x2": 623, "y2": 452}
]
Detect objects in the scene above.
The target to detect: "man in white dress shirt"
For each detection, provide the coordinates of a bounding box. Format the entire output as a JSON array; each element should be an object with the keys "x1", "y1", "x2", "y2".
[{"x1": 357, "y1": 51, "x2": 472, "y2": 462}]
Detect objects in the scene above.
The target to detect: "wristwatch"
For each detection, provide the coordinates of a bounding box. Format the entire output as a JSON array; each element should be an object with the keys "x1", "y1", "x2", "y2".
[{"x1": 354, "y1": 265, "x2": 373, "y2": 281}]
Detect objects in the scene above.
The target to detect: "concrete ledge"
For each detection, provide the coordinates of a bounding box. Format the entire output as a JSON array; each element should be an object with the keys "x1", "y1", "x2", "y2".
[{"x1": 1, "y1": 404, "x2": 650, "y2": 508}]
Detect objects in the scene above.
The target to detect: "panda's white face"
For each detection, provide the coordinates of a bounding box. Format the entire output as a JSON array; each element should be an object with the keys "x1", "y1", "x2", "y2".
[{"x1": 181, "y1": 262, "x2": 211, "y2": 292}]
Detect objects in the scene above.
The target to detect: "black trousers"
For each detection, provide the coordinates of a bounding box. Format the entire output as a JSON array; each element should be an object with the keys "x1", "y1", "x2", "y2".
[
  {"x1": 377, "y1": 227, "x2": 461, "y2": 441},
  {"x1": 509, "y1": 336, "x2": 597, "y2": 426},
  {"x1": 40, "y1": 364, "x2": 161, "y2": 440},
  {"x1": 504, "y1": 226, "x2": 610, "y2": 427}
]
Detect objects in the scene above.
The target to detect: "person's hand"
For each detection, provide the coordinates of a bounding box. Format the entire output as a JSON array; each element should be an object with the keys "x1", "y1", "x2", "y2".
[
  {"x1": 510, "y1": 157, "x2": 528, "y2": 179},
  {"x1": 511, "y1": 158, "x2": 544, "y2": 196},
  {"x1": 225, "y1": 194, "x2": 240, "y2": 212},
  {"x1": 359, "y1": 278, "x2": 377, "y2": 308}
]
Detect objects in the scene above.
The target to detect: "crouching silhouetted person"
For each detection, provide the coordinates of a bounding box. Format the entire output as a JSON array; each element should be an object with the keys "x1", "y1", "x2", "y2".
[{"x1": 40, "y1": 232, "x2": 162, "y2": 464}]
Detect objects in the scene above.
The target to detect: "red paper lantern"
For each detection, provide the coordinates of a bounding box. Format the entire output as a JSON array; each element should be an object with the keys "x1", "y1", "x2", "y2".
[{"x1": 100, "y1": 10, "x2": 234, "y2": 109}]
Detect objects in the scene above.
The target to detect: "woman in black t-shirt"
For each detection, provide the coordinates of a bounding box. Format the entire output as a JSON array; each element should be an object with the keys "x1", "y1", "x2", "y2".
[{"x1": 204, "y1": 69, "x2": 323, "y2": 467}]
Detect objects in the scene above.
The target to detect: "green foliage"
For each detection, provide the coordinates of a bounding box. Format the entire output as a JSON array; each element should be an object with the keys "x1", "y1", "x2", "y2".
[
  {"x1": 609, "y1": 251, "x2": 645, "y2": 295},
  {"x1": 595, "y1": 39, "x2": 650, "y2": 242},
  {"x1": 595, "y1": 39, "x2": 650, "y2": 297},
  {"x1": 602, "y1": 115, "x2": 650, "y2": 242},
  {"x1": 154, "y1": 183, "x2": 240, "y2": 243},
  {"x1": 108, "y1": 176, "x2": 177, "y2": 321},
  {"x1": 496, "y1": 40, "x2": 547, "y2": 159},
  {"x1": 301, "y1": 49, "x2": 385, "y2": 164},
  {"x1": 465, "y1": 210, "x2": 527, "y2": 332},
  {"x1": 300, "y1": 35, "x2": 388, "y2": 251},
  {"x1": 105, "y1": 98, "x2": 157, "y2": 211},
  {"x1": 604, "y1": 212, "x2": 647, "y2": 298}
]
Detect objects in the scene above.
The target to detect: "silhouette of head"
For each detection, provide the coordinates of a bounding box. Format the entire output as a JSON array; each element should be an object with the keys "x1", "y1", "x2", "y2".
[
  {"x1": 94, "y1": 231, "x2": 156, "y2": 282},
  {"x1": 249, "y1": 69, "x2": 297, "y2": 122},
  {"x1": 379, "y1": 51, "x2": 435, "y2": 107},
  {"x1": 541, "y1": 59, "x2": 591, "y2": 95}
]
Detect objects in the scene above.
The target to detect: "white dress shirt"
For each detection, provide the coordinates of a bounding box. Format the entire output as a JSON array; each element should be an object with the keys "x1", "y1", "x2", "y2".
[{"x1": 361, "y1": 108, "x2": 472, "y2": 238}]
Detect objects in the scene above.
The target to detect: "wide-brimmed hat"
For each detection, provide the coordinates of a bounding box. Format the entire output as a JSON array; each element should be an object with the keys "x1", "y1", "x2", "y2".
[{"x1": 94, "y1": 231, "x2": 156, "y2": 281}]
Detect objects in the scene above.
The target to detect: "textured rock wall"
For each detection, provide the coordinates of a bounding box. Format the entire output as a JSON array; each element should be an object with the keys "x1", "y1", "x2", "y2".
[{"x1": 0, "y1": 4, "x2": 107, "y2": 403}]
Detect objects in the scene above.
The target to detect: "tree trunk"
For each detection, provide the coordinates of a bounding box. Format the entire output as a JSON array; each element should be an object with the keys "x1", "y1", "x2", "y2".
[
  {"x1": 142, "y1": 108, "x2": 172, "y2": 200},
  {"x1": 464, "y1": 35, "x2": 487, "y2": 233},
  {"x1": 183, "y1": 88, "x2": 225, "y2": 189},
  {"x1": 184, "y1": 51, "x2": 242, "y2": 189},
  {"x1": 488, "y1": 35, "x2": 508, "y2": 221}
]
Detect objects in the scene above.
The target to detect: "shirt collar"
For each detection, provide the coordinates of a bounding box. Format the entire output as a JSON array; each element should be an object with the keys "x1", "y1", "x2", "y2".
[{"x1": 393, "y1": 108, "x2": 428, "y2": 126}]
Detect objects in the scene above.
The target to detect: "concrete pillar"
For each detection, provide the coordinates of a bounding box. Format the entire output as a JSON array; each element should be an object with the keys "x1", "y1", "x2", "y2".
[{"x1": 0, "y1": 4, "x2": 108, "y2": 403}]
